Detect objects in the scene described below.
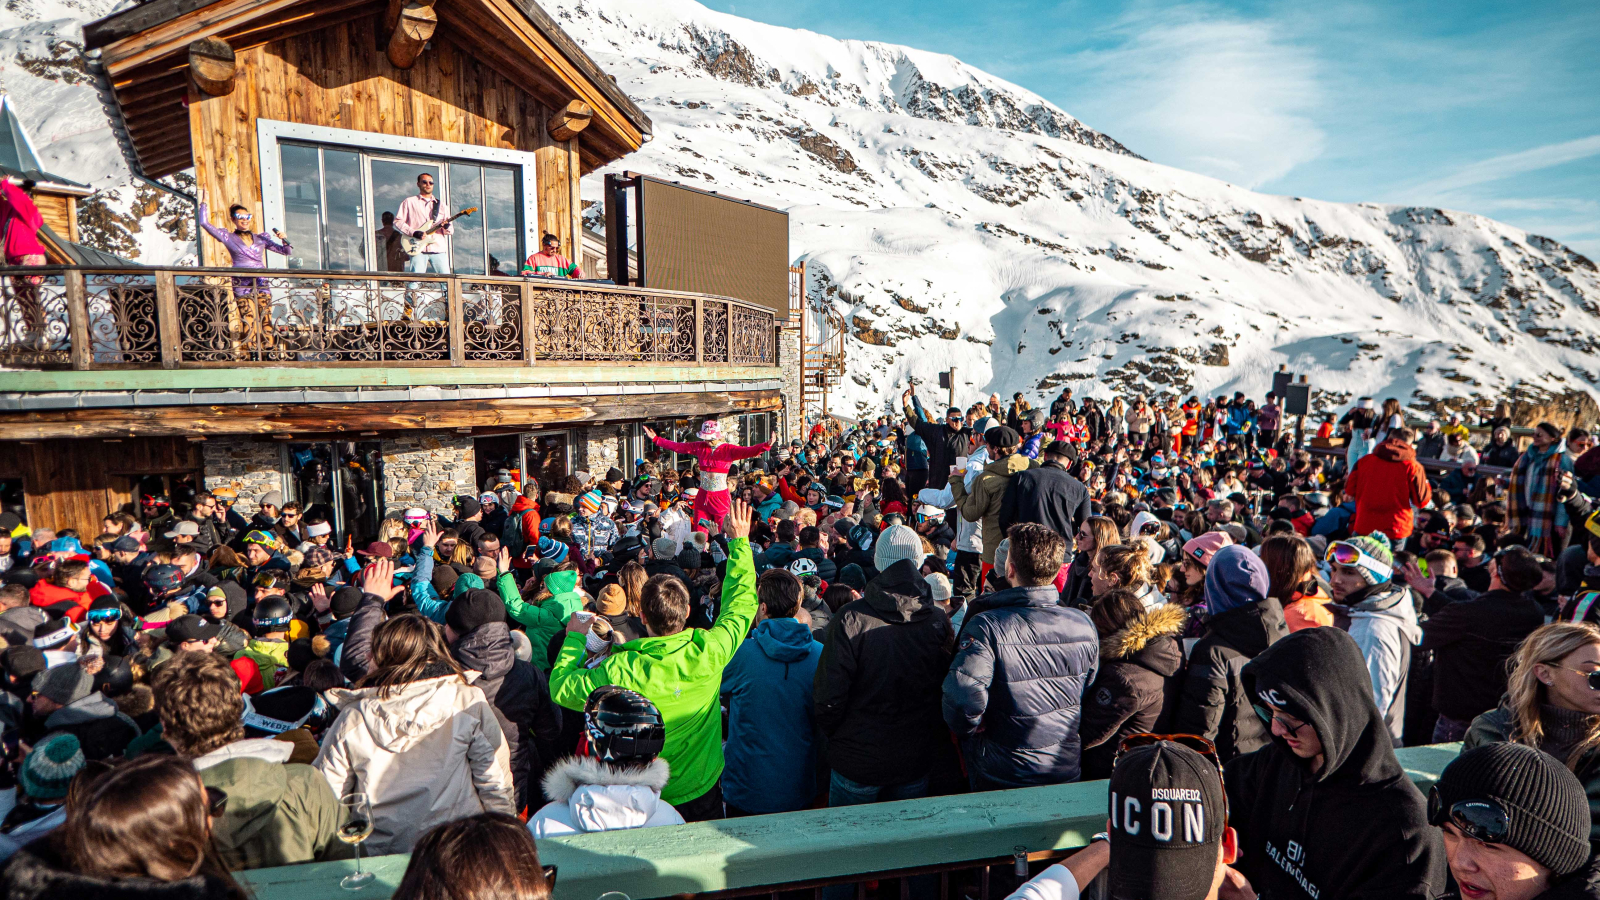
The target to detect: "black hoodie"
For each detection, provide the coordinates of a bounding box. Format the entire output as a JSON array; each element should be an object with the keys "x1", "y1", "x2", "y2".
[
  {"x1": 451, "y1": 620, "x2": 562, "y2": 812},
  {"x1": 1171, "y1": 596, "x2": 1287, "y2": 762},
  {"x1": 814, "y1": 559, "x2": 954, "y2": 786},
  {"x1": 1229, "y1": 628, "x2": 1447, "y2": 900}
]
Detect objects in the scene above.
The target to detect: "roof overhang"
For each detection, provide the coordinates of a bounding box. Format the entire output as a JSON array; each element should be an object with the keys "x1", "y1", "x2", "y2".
[{"x1": 83, "y1": 0, "x2": 652, "y2": 178}]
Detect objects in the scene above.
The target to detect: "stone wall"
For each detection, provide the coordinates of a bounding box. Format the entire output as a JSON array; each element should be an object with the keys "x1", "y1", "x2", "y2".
[
  {"x1": 777, "y1": 325, "x2": 802, "y2": 443},
  {"x1": 573, "y1": 425, "x2": 626, "y2": 480},
  {"x1": 202, "y1": 439, "x2": 285, "y2": 519},
  {"x1": 381, "y1": 432, "x2": 475, "y2": 515}
]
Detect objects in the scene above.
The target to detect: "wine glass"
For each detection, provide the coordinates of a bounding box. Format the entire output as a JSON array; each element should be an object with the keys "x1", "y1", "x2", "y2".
[{"x1": 337, "y1": 791, "x2": 376, "y2": 890}]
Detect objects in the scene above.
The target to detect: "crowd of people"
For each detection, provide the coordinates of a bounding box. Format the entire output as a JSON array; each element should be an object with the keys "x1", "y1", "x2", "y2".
[{"x1": 3, "y1": 384, "x2": 1600, "y2": 900}]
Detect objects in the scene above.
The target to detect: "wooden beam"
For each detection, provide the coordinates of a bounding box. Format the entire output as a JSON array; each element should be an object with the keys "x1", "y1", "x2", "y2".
[
  {"x1": 386, "y1": 2, "x2": 437, "y2": 69},
  {"x1": 0, "y1": 391, "x2": 783, "y2": 441},
  {"x1": 546, "y1": 99, "x2": 591, "y2": 142},
  {"x1": 100, "y1": 0, "x2": 302, "y2": 75},
  {"x1": 111, "y1": 74, "x2": 189, "y2": 106},
  {"x1": 188, "y1": 36, "x2": 237, "y2": 95}
]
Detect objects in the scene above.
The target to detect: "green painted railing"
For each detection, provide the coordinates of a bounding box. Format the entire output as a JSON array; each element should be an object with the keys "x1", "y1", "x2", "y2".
[{"x1": 237, "y1": 743, "x2": 1462, "y2": 900}]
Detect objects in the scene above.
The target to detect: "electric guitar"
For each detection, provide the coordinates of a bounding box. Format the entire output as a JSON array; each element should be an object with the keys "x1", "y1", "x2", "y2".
[{"x1": 398, "y1": 207, "x2": 478, "y2": 256}]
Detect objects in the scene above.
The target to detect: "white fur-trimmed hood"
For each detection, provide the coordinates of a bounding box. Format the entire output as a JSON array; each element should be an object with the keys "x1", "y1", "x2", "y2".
[{"x1": 541, "y1": 755, "x2": 670, "y2": 803}]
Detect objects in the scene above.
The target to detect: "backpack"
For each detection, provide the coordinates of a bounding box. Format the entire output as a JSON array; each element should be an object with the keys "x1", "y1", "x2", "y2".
[{"x1": 501, "y1": 509, "x2": 528, "y2": 558}]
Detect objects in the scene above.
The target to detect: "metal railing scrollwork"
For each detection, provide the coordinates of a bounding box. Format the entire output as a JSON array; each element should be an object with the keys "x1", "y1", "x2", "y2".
[{"x1": 0, "y1": 266, "x2": 777, "y2": 372}]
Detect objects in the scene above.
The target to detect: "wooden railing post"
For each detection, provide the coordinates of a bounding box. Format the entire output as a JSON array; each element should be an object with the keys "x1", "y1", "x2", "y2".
[
  {"x1": 155, "y1": 269, "x2": 180, "y2": 369},
  {"x1": 694, "y1": 295, "x2": 704, "y2": 364},
  {"x1": 65, "y1": 269, "x2": 89, "y2": 371},
  {"x1": 446, "y1": 277, "x2": 464, "y2": 367},
  {"x1": 521, "y1": 282, "x2": 536, "y2": 364}
]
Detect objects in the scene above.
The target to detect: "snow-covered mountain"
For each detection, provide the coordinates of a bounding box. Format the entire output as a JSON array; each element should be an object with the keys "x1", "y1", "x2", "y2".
[{"x1": 7, "y1": 0, "x2": 1599, "y2": 420}]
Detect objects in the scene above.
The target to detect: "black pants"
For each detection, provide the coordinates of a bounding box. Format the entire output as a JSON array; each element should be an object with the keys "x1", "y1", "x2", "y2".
[
  {"x1": 905, "y1": 468, "x2": 929, "y2": 498},
  {"x1": 676, "y1": 781, "x2": 724, "y2": 822},
  {"x1": 951, "y1": 550, "x2": 983, "y2": 605}
]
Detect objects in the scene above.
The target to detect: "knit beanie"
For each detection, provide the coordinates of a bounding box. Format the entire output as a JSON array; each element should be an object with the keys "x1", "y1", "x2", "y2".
[
  {"x1": 1342, "y1": 533, "x2": 1395, "y2": 585},
  {"x1": 19, "y1": 733, "x2": 84, "y2": 801},
  {"x1": 596, "y1": 584, "x2": 628, "y2": 616},
  {"x1": 331, "y1": 585, "x2": 365, "y2": 619},
  {"x1": 35, "y1": 662, "x2": 92, "y2": 707},
  {"x1": 837, "y1": 563, "x2": 867, "y2": 591},
  {"x1": 1203, "y1": 544, "x2": 1271, "y2": 617},
  {"x1": 446, "y1": 589, "x2": 506, "y2": 635},
  {"x1": 1433, "y1": 742, "x2": 1590, "y2": 877},
  {"x1": 578, "y1": 490, "x2": 603, "y2": 517},
  {"x1": 926, "y1": 572, "x2": 953, "y2": 603},
  {"x1": 874, "y1": 524, "x2": 922, "y2": 572}
]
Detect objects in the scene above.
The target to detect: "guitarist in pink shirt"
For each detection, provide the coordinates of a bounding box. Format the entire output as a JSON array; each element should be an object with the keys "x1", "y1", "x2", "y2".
[{"x1": 393, "y1": 172, "x2": 453, "y2": 274}]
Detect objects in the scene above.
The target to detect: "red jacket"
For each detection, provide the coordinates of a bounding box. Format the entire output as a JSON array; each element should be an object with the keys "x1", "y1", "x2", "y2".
[
  {"x1": 1345, "y1": 438, "x2": 1432, "y2": 540},
  {"x1": 30, "y1": 578, "x2": 110, "y2": 622},
  {"x1": 0, "y1": 181, "x2": 45, "y2": 263}
]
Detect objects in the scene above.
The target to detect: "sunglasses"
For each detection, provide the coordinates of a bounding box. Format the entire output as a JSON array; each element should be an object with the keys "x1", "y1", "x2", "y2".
[
  {"x1": 1548, "y1": 663, "x2": 1600, "y2": 691},
  {"x1": 1252, "y1": 704, "x2": 1311, "y2": 737},
  {"x1": 418, "y1": 179, "x2": 434, "y2": 186},
  {"x1": 232, "y1": 212, "x2": 253, "y2": 221},
  {"x1": 1428, "y1": 788, "x2": 1510, "y2": 845},
  {"x1": 206, "y1": 786, "x2": 229, "y2": 817}
]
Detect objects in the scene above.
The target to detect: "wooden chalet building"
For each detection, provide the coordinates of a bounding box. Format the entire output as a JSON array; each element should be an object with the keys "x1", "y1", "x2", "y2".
[{"x1": 0, "y1": 0, "x2": 798, "y2": 540}]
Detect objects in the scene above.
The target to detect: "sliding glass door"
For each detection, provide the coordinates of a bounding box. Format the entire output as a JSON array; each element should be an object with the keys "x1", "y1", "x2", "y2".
[{"x1": 278, "y1": 141, "x2": 522, "y2": 275}]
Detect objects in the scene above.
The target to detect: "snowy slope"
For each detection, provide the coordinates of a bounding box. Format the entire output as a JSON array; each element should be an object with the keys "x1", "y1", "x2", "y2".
[{"x1": 6, "y1": 0, "x2": 1599, "y2": 419}]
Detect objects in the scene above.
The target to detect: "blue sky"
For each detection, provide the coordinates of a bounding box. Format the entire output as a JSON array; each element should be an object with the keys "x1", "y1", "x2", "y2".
[{"x1": 703, "y1": 0, "x2": 1600, "y2": 257}]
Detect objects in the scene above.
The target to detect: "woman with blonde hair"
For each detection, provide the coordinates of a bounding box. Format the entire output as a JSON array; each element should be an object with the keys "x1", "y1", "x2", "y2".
[
  {"x1": 1465, "y1": 621, "x2": 1600, "y2": 838},
  {"x1": 315, "y1": 613, "x2": 515, "y2": 854},
  {"x1": 1089, "y1": 542, "x2": 1164, "y2": 611}
]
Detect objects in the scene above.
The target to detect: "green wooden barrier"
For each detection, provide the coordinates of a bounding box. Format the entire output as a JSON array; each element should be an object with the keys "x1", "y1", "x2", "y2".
[{"x1": 238, "y1": 743, "x2": 1463, "y2": 900}]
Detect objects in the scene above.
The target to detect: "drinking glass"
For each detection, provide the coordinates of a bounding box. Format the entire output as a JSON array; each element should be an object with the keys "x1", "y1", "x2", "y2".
[{"x1": 337, "y1": 791, "x2": 376, "y2": 890}]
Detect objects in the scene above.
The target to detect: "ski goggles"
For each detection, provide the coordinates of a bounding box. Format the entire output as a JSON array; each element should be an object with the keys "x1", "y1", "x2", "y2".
[
  {"x1": 86, "y1": 608, "x2": 123, "y2": 624},
  {"x1": 1325, "y1": 541, "x2": 1392, "y2": 581},
  {"x1": 1427, "y1": 789, "x2": 1510, "y2": 845}
]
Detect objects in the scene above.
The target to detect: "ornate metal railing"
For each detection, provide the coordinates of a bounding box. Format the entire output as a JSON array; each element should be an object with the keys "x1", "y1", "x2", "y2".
[{"x1": 0, "y1": 267, "x2": 777, "y2": 370}]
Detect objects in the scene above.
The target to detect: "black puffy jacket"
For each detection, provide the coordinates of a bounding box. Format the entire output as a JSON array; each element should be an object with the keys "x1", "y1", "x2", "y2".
[
  {"x1": 1171, "y1": 596, "x2": 1287, "y2": 762},
  {"x1": 452, "y1": 621, "x2": 563, "y2": 812},
  {"x1": 1229, "y1": 628, "x2": 1448, "y2": 900},
  {"x1": 814, "y1": 560, "x2": 954, "y2": 786},
  {"x1": 942, "y1": 584, "x2": 1099, "y2": 788},
  {"x1": 1078, "y1": 602, "x2": 1187, "y2": 781}
]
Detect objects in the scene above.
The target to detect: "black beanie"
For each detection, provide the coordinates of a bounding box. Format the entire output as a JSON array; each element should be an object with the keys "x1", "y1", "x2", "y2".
[
  {"x1": 457, "y1": 497, "x2": 482, "y2": 519},
  {"x1": 446, "y1": 589, "x2": 505, "y2": 635},
  {"x1": 330, "y1": 585, "x2": 364, "y2": 619},
  {"x1": 1433, "y1": 742, "x2": 1591, "y2": 877}
]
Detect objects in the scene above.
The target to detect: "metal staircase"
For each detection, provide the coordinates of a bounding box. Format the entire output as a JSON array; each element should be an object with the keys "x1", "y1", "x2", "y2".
[{"x1": 791, "y1": 262, "x2": 847, "y2": 423}]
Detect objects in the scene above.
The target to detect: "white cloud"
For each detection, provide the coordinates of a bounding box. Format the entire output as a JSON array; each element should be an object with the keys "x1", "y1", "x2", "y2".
[
  {"x1": 1405, "y1": 134, "x2": 1600, "y2": 198},
  {"x1": 1058, "y1": 6, "x2": 1325, "y2": 188}
]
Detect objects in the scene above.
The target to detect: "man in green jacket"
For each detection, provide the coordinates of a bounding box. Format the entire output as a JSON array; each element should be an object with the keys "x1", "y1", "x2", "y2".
[
  {"x1": 152, "y1": 650, "x2": 349, "y2": 870},
  {"x1": 549, "y1": 499, "x2": 759, "y2": 821}
]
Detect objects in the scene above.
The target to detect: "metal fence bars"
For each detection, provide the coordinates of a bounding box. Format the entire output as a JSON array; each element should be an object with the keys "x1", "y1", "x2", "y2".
[{"x1": 0, "y1": 266, "x2": 777, "y2": 370}]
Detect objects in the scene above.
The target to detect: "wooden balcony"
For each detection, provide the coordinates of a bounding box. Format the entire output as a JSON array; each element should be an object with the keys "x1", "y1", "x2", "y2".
[{"x1": 0, "y1": 266, "x2": 777, "y2": 372}]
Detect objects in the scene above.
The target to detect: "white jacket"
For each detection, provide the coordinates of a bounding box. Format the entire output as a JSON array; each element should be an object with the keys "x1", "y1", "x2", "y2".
[
  {"x1": 313, "y1": 674, "x2": 515, "y2": 854},
  {"x1": 919, "y1": 446, "x2": 989, "y2": 555},
  {"x1": 528, "y1": 757, "x2": 684, "y2": 838},
  {"x1": 1341, "y1": 583, "x2": 1422, "y2": 742}
]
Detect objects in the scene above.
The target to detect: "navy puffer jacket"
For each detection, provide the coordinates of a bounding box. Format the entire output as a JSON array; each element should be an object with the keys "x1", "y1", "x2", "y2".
[{"x1": 942, "y1": 583, "x2": 1099, "y2": 787}]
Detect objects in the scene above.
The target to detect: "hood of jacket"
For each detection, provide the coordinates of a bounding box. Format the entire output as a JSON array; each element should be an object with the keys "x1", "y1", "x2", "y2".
[
  {"x1": 1242, "y1": 627, "x2": 1405, "y2": 786},
  {"x1": 510, "y1": 495, "x2": 537, "y2": 515},
  {"x1": 1206, "y1": 596, "x2": 1287, "y2": 657},
  {"x1": 329, "y1": 674, "x2": 476, "y2": 754},
  {"x1": 982, "y1": 452, "x2": 1034, "y2": 479},
  {"x1": 452, "y1": 621, "x2": 515, "y2": 684},
  {"x1": 44, "y1": 691, "x2": 118, "y2": 728},
  {"x1": 1341, "y1": 582, "x2": 1422, "y2": 643},
  {"x1": 1373, "y1": 437, "x2": 1417, "y2": 463},
  {"x1": 540, "y1": 756, "x2": 671, "y2": 833},
  {"x1": 752, "y1": 617, "x2": 815, "y2": 662},
  {"x1": 862, "y1": 559, "x2": 935, "y2": 624},
  {"x1": 1102, "y1": 602, "x2": 1187, "y2": 678},
  {"x1": 0, "y1": 843, "x2": 237, "y2": 900},
  {"x1": 192, "y1": 737, "x2": 293, "y2": 770}
]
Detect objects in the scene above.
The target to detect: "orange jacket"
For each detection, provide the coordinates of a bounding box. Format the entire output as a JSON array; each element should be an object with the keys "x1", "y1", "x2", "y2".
[
  {"x1": 1283, "y1": 590, "x2": 1334, "y2": 632},
  {"x1": 1345, "y1": 438, "x2": 1432, "y2": 541}
]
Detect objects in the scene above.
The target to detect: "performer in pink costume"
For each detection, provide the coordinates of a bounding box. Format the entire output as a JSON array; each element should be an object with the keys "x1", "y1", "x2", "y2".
[{"x1": 643, "y1": 421, "x2": 771, "y2": 534}]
